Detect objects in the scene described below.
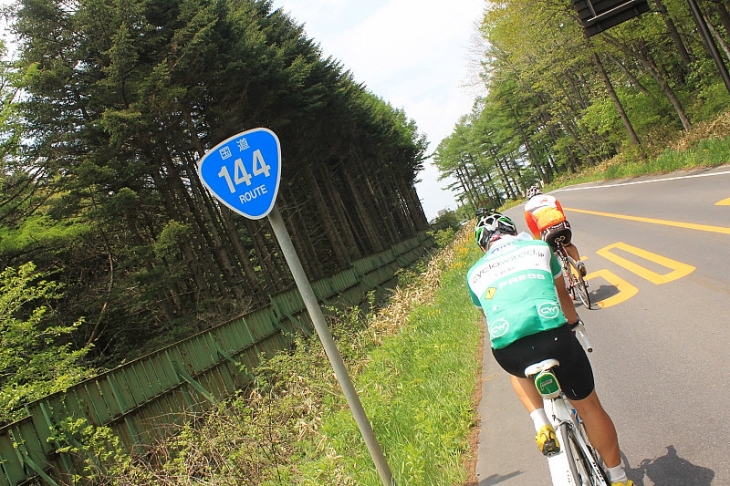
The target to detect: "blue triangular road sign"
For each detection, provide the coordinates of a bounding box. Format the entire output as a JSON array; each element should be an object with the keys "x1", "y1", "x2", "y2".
[{"x1": 197, "y1": 128, "x2": 282, "y2": 220}]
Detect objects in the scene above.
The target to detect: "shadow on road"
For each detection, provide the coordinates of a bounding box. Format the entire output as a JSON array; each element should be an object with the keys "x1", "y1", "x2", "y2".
[
  {"x1": 468, "y1": 445, "x2": 713, "y2": 485},
  {"x1": 476, "y1": 470, "x2": 523, "y2": 485},
  {"x1": 587, "y1": 283, "x2": 619, "y2": 303},
  {"x1": 626, "y1": 445, "x2": 715, "y2": 486}
]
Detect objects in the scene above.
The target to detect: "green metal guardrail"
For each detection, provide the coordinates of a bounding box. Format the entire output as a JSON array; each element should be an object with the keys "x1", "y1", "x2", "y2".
[{"x1": 0, "y1": 233, "x2": 434, "y2": 485}]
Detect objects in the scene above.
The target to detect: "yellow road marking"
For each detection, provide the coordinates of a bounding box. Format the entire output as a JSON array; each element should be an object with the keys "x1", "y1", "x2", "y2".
[
  {"x1": 717, "y1": 198, "x2": 730, "y2": 206},
  {"x1": 564, "y1": 207, "x2": 730, "y2": 235},
  {"x1": 596, "y1": 242, "x2": 695, "y2": 284},
  {"x1": 585, "y1": 269, "x2": 639, "y2": 309}
]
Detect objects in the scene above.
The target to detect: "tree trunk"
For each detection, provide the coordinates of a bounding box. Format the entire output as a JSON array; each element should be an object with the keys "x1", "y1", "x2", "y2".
[
  {"x1": 711, "y1": 0, "x2": 730, "y2": 38},
  {"x1": 304, "y1": 164, "x2": 351, "y2": 268},
  {"x1": 245, "y1": 217, "x2": 282, "y2": 292},
  {"x1": 635, "y1": 44, "x2": 692, "y2": 130},
  {"x1": 591, "y1": 50, "x2": 641, "y2": 145},
  {"x1": 164, "y1": 154, "x2": 244, "y2": 303},
  {"x1": 342, "y1": 164, "x2": 386, "y2": 253},
  {"x1": 320, "y1": 163, "x2": 362, "y2": 260},
  {"x1": 152, "y1": 169, "x2": 218, "y2": 302},
  {"x1": 608, "y1": 35, "x2": 692, "y2": 130},
  {"x1": 705, "y1": 14, "x2": 730, "y2": 60},
  {"x1": 402, "y1": 180, "x2": 429, "y2": 230},
  {"x1": 654, "y1": 0, "x2": 693, "y2": 68},
  {"x1": 278, "y1": 189, "x2": 322, "y2": 280},
  {"x1": 218, "y1": 206, "x2": 264, "y2": 306}
]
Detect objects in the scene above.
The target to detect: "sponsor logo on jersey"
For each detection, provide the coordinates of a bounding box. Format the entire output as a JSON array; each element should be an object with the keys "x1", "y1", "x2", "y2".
[
  {"x1": 489, "y1": 318, "x2": 510, "y2": 338},
  {"x1": 498, "y1": 272, "x2": 546, "y2": 289},
  {"x1": 470, "y1": 247, "x2": 549, "y2": 284},
  {"x1": 538, "y1": 302, "x2": 561, "y2": 319}
]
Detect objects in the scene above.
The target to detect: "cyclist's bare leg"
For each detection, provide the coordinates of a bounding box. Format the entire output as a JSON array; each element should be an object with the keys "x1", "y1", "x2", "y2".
[
  {"x1": 564, "y1": 242, "x2": 582, "y2": 264},
  {"x1": 570, "y1": 391, "x2": 621, "y2": 468},
  {"x1": 510, "y1": 375, "x2": 544, "y2": 412}
]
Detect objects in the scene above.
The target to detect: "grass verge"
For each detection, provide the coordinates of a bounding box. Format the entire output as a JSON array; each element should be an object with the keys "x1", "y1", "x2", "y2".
[{"x1": 289, "y1": 227, "x2": 484, "y2": 485}]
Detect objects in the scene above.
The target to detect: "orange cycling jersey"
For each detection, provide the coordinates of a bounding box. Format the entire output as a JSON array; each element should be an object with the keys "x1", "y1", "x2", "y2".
[{"x1": 524, "y1": 194, "x2": 566, "y2": 238}]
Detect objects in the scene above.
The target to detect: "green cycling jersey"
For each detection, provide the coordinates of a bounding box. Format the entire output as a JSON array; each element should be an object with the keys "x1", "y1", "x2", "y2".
[{"x1": 466, "y1": 232, "x2": 566, "y2": 349}]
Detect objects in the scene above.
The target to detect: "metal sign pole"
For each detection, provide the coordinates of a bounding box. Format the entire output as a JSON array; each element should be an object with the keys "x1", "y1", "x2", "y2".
[{"x1": 267, "y1": 206, "x2": 394, "y2": 486}]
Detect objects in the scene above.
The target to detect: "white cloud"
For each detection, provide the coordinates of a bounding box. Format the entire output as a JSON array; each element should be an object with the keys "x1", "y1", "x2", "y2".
[{"x1": 273, "y1": 0, "x2": 485, "y2": 220}]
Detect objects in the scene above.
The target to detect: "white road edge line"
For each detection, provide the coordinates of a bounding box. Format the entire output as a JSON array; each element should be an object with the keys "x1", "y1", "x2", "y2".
[{"x1": 554, "y1": 169, "x2": 730, "y2": 192}]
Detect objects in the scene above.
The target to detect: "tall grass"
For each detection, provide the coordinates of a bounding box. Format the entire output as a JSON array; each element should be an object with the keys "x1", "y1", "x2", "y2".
[{"x1": 290, "y1": 229, "x2": 483, "y2": 485}]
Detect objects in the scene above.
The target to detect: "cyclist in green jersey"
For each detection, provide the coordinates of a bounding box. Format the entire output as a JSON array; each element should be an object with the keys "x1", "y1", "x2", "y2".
[{"x1": 466, "y1": 213, "x2": 634, "y2": 486}]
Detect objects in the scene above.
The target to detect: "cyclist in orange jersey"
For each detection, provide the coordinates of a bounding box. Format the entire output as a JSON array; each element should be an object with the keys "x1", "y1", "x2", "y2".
[{"x1": 524, "y1": 184, "x2": 586, "y2": 277}]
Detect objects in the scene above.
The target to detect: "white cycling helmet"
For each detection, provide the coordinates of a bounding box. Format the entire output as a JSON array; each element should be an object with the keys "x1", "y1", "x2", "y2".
[
  {"x1": 475, "y1": 213, "x2": 518, "y2": 249},
  {"x1": 526, "y1": 184, "x2": 542, "y2": 199}
]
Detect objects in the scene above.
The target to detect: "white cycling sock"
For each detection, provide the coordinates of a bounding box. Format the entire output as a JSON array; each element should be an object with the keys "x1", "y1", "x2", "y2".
[
  {"x1": 530, "y1": 408, "x2": 551, "y2": 431},
  {"x1": 606, "y1": 464, "x2": 627, "y2": 482}
]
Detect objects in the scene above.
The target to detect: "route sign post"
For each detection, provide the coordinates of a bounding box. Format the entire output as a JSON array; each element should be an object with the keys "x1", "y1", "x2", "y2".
[{"x1": 197, "y1": 128, "x2": 394, "y2": 486}]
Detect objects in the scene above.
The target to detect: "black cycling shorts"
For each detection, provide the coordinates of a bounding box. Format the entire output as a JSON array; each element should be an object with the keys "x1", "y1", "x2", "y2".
[
  {"x1": 491, "y1": 324, "x2": 595, "y2": 401},
  {"x1": 541, "y1": 221, "x2": 572, "y2": 252}
]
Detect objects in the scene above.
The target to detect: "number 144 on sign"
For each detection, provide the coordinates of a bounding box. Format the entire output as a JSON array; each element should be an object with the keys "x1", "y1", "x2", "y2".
[{"x1": 197, "y1": 128, "x2": 282, "y2": 220}]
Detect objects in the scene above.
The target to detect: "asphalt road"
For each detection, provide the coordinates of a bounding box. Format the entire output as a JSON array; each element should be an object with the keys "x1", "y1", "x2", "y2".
[{"x1": 473, "y1": 165, "x2": 730, "y2": 486}]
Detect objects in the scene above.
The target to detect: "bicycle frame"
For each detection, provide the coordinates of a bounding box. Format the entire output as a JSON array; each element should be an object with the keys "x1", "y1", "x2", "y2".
[
  {"x1": 526, "y1": 359, "x2": 608, "y2": 486},
  {"x1": 554, "y1": 240, "x2": 591, "y2": 309}
]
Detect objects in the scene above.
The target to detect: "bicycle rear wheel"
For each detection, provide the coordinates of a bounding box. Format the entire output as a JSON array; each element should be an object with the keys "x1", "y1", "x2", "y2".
[
  {"x1": 564, "y1": 425, "x2": 609, "y2": 486},
  {"x1": 569, "y1": 260, "x2": 591, "y2": 309}
]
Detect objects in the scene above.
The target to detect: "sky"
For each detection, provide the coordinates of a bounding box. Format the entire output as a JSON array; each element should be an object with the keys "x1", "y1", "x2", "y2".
[{"x1": 270, "y1": 0, "x2": 486, "y2": 221}]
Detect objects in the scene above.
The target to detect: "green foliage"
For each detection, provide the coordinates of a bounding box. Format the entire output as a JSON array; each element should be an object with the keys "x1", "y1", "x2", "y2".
[
  {"x1": 2, "y1": 0, "x2": 432, "y2": 370},
  {"x1": 0, "y1": 263, "x2": 93, "y2": 423},
  {"x1": 616, "y1": 89, "x2": 666, "y2": 136},
  {"x1": 51, "y1": 418, "x2": 151, "y2": 484},
  {"x1": 438, "y1": 0, "x2": 730, "y2": 209},
  {"x1": 428, "y1": 227, "x2": 456, "y2": 249},
  {"x1": 580, "y1": 98, "x2": 622, "y2": 141},
  {"x1": 691, "y1": 82, "x2": 730, "y2": 122},
  {"x1": 153, "y1": 220, "x2": 191, "y2": 259},
  {"x1": 0, "y1": 212, "x2": 88, "y2": 256},
  {"x1": 430, "y1": 208, "x2": 461, "y2": 229}
]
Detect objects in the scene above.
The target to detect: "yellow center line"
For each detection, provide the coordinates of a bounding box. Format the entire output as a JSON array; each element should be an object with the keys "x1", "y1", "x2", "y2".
[{"x1": 564, "y1": 207, "x2": 730, "y2": 235}]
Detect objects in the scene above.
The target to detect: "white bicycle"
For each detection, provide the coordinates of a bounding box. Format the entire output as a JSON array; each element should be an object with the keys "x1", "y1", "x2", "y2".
[{"x1": 524, "y1": 323, "x2": 609, "y2": 486}]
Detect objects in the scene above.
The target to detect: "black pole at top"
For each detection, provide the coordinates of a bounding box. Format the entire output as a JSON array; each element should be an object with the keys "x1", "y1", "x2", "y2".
[{"x1": 686, "y1": 0, "x2": 730, "y2": 96}]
